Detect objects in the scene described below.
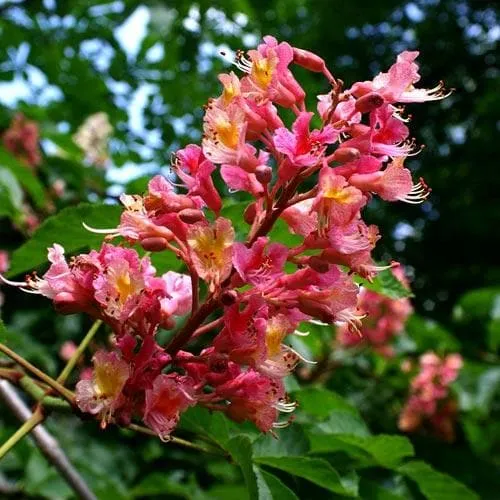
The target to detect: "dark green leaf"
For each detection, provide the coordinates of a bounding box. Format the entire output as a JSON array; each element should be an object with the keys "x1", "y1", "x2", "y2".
[
  {"x1": 398, "y1": 461, "x2": 479, "y2": 500},
  {"x1": 8, "y1": 203, "x2": 122, "y2": 277},
  {"x1": 252, "y1": 425, "x2": 309, "y2": 458},
  {"x1": 226, "y1": 435, "x2": 258, "y2": 500},
  {"x1": 253, "y1": 467, "x2": 299, "y2": 500},
  {"x1": 0, "y1": 147, "x2": 46, "y2": 209},
  {"x1": 254, "y1": 456, "x2": 358, "y2": 497}
]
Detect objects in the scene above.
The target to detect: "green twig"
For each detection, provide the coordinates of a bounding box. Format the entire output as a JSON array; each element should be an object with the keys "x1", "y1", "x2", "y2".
[
  {"x1": 19, "y1": 376, "x2": 71, "y2": 411},
  {"x1": 0, "y1": 407, "x2": 44, "y2": 460},
  {"x1": 57, "y1": 320, "x2": 102, "y2": 385},
  {"x1": 0, "y1": 343, "x2": 74, "y2": 403},
  {"x1": 127, "y1": 423, "x2": 228, "y2": 457}
]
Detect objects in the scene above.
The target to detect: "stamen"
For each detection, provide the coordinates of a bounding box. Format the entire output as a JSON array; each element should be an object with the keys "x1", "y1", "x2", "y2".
[
  {"x1": 284, "y1": 345, "x2": 317, "y2": 365},
  {"x1": 82, "y1": 222, "x2": 120, "y2": 235},
  {"x1": 0, "y1": 274, "x2": 28, "y2": 287},
  {"x1": 234, "y1": 49, "x2": 252, "y2": 73},
  {"x1": 293, "y1": 329, "x2": 310, "y2": 337}
]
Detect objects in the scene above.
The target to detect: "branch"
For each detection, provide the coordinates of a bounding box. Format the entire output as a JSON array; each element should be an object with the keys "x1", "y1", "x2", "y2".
[
  {"x1": 0, "y1": 343, "x2": 74, "y2": 402},
  {"x1": 57, "y1": 320, "x2": 102, "y2": 385},
  {"x1": 127, "y1": 423, "x2": 228, "y2": 458},
  {"x1": 0, "y1": 380, "x2": 97, "y2": 500}
]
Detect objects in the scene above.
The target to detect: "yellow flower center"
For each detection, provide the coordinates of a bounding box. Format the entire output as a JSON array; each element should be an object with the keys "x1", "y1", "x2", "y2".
[
  {"x1": 116, "y1": 271, "x2": 134, "y2": 304},
  {"x1": 215, "y1": 118, "x2": 240, "y2": 149},
  {"x1": 251, "y1": 57, "x2": 275, "y2": 90}
]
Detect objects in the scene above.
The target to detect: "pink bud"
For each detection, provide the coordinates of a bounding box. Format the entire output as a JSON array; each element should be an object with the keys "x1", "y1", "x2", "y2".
[
  {"x1": 354, "y1": 92, "x2": 385, "y2": 113},
  {"x1": 141, "y1": 237, "x2": 169, "y2": 252},
  {"x1": 308, "y1": 256, "x2": 329, "y2": 273},
  {"x1": 298, "y1": 296, "x2": 334, "y2": 323},
  {"x1": 255, "y1": 165, "x2": 272, "y2": 185},
  {"x1": 179, "y1": 208, "x2": 204, "y2": 224},
  {"x1": 59, "y1": 341, "x2": 77, "y2": 361},
  {"x1": 331, "y1": 147, "x2": 361, "y2": 164},
  {"x1": 293, "y1": 48, "x2": 327, "y2": 74},
  {"x1": 244, "y1": 203, "x2": 257, "y2": 225},
  {"x1": 53, "y1": 292, "x2": 81, "y2": 315},
  {"x1": 221, "y1": 289, "x2": 238, "y2": 306}
]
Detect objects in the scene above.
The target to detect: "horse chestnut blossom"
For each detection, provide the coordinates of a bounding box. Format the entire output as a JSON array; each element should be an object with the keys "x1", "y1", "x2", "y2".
[
  {"x1": 1, "y1": 36, "x2": 450, "y2": 437},
  {"x1": 337, "y1": 267, "x2": 413, "y2": 356},
  {"x1": 399, "y1": 352, "x2": 463, "y2": 441},
  {"x1": 2, "y1": 113, "x2": 41, "y2": 169}
]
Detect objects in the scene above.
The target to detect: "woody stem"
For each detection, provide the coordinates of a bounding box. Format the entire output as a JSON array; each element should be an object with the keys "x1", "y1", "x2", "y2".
[
  {"x1": 0, "y1": 343, "x2": 74, "y2": 402},
  {"x1": 57, "y1": 319, "x2": 102, "y2": 385}
]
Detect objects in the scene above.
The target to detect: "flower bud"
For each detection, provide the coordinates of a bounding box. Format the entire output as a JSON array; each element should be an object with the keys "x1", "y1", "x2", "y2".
[
  {"x1": 293, "y1": 48, "x2": 327, "y2": 74},
  {"x1": 179, "y1": 208, "x2": 204, "y2": 224},
  {"x1": 141, "y1": 237, "x2": 169, "y2": 252},
  {"x1": 221, "y1": 289, "x2": 238, "y2": 306},
  {"x1": 331, "y1": 147, "x2": 361, "y2": 164},
  {"x1": 297, "y1": 296, "x2": 334, "y2": 323},
  {"x1": 255, "y1": 165, "x2": 272, "y2": 185},
  {"x1": 244, "y1": 202, "x2": 257, "y2": 224},
  {"x1": 354, "y1": 92, "x2": 384, "y2": 113},
  {"x1": 308, "y1": 256, "x2": 329, "y2": 273},
  {"x1": 54, "y1": 292, "x2": 81, "y2": 315}
]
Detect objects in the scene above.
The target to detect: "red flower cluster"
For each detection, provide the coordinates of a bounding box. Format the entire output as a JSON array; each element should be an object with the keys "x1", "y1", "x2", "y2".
[
  {"x1": 2, "y1": 113, "x2": 41, "y2": 169},
  {"x1": 399, "y1": 352, "x2": 463, "y2": 441},
  {"x1": 2, "y1": 37, "x2": 449, "y2": 437},
  {"x1": 337, "y1": 267, "x2": 413, "y2": 356}
]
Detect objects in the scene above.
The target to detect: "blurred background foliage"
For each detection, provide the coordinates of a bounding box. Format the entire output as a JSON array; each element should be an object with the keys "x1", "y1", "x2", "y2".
[{"x1": 0, "y1": 0, "x2": 499, "y2": 498}]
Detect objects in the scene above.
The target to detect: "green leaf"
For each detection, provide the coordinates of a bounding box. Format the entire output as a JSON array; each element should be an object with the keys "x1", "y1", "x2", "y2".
[
  {"x1": 253, "y1": 467, "x2": 299, "y2": 500},
  {"x1": 254, "y1": 456, "x2": 358, "y2": 497},
  {"x1": 310, "y1": 411, "x2": 370, "y2": 437},
  {"x1": 398, "y1": 461, "x2": 479, "y2": 500},
  {"x1": 252, "y1": 425, "x2": 309, "y2": 458},
  {"x1": 0, "y1": 319, "x2": 7, "y2": 342},
  {"x1": 131, "y1": 473, "x2": 206, "y2": 499},
  {"x1": 8, "y1": 203, "x2": 121, "y2": 277},
  {"x1": 453, "y1": 287, "x2": 500, "y2": 323},
  {"x1": 404, "y1": 315, "x2": 460, "y2": 352},
  {"x1": 356, "y1": 267, "x2": 413, "y2": 300},
  {"x1": 0, "y1": 147, "x2": 46, "y2": 209},
  {"x1": 0, "y1": 167, "x2": 23, "y2": 217},
  {"x1": 179, "y1": 406, "x2": 257, "y2": 450},
  {"x1": 309, "y1": 434, "x2": 414, "y2": 468},
  {"x1": 226, "y1": 435, "x2": 258, "y2": 500},
  {"x1": 294, "y1": 387, "x2": 359, "y2": 418}
]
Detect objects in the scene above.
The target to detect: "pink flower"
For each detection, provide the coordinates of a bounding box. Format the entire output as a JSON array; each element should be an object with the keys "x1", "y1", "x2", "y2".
[
  {"x1": 351, "y1": 51, "x2": 451, "y2": 104},
  {"x1": 232, "y1": 237, "x2": 288, "y2": 287},
  {"x1": 214, "y1": 369, "x2": 294, "y2": 432},
  {"x1": 399, "y1": 351, "x2": 463, "y2": 441},
  {"x1": 160, "y1": 271, "x2": 192, "y2": 317},
  {"x1": 143, "y1": 374, "x2": 196, "y2": 440},
  {"x1": 213, "y1": 297, "x2": 268, "y2": 367},
  {"x1": 187, "y1": 218, "x2": 235, "y2": 292},
  {"x1": 0, "y1": 251, "x2": 9, "y2": 274},
  {"x1": 337, "y1": 268, "x2": 413, "y2": 353},
  {"x1": 173, "y1": 144, "x2": 222, "y2": 214},
  {"x1": 2, "y1": 113, "x2": 41, "y2": 169},
  {"x1": 274, "y1": 112, "x2": 336, "y2": 168},
  {"x1": 314, "y1": 168, "x2": 366, "y2": 228},
  {"x1": 237, "y1": 36, "x2": 303, "y2": 108},
  {"x1": 75, "y1": 350, "x2": 130, "y2": 428}
]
